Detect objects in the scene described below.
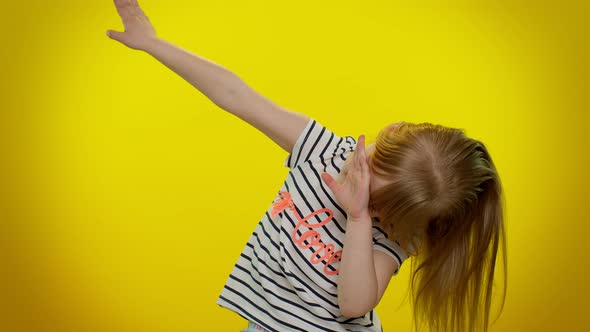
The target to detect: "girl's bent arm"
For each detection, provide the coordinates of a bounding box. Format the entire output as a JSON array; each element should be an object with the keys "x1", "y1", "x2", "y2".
[
  {"x1": 142, "y1": 37, "x2": 310, "y2": 153},
  {"x1": 338, "y1": 215, "x2": 399, "y2": 318}
]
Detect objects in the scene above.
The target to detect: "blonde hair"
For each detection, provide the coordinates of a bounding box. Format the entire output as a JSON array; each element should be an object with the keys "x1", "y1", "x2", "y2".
[{"x1": 368, "y1": 122, "x2": 507, "y2": 332}]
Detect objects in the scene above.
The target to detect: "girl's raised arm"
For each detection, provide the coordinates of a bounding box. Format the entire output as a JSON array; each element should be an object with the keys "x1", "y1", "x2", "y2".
[{"x1": 106, "y1": 0, "x2": 310, "y2": 154}]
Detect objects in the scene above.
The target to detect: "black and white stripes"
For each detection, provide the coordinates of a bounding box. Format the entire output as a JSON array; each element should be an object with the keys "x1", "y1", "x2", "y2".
[{"x1": 218, "y1": 118, "x2": 408, "y2": 331}]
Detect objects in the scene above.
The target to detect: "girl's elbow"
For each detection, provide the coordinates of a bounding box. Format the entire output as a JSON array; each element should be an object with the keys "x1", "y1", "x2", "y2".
[
  {"x1": 340, "y1": 307, "x2": 365, "y2": 319},
  {"x1": 340, "y1": 304, "x2": 372, "y2": 319},
  {"x1": 338, "y1": 282, "x2": 379, "y2": 318},
  {"x1": 339, "y1": 297, "x2": 376, "y2": 318}
]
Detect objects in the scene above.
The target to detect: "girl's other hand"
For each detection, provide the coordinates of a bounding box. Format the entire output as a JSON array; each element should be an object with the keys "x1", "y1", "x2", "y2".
[
  {"x1": 321, "y1": 135, "x2": 371, "y2": 221},
  {"x1": 107, "y1": 0, "x2": 158, "y2": 51}
]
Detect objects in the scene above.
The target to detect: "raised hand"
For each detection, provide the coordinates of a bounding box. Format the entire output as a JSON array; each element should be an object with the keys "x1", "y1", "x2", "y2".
[
  {"x1": 321, "y1": 135, "x2": 371, "y2": 221},
  {"x1": 106, "y1": 0, "x2": 158, "y2": 51}
]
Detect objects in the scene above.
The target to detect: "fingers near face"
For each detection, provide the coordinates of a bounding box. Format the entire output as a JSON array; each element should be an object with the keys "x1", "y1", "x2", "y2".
[
  {"x1": 357, "y1": 135, "x2": 367, "y2": 171},
  {"x1": 358, "y1": 133, "x2": 365, "y2": 151},
  {"x1": 349, "y1": 134, "x2": 368, "y2": 173}
]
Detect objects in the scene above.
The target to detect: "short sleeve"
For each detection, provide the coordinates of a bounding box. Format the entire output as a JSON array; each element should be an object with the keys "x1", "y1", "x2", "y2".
[
  {"x1": 372, "y1": 223, "x2": 409, "y2": 276},
  {"x1": 284, "y1": 118, "x2": 355, "y2": 169}
]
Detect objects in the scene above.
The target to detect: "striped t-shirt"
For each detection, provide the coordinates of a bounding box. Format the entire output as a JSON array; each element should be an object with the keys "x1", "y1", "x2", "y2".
[{"x1": 217, "y1": 118, "x2": 409, "y2": 332}]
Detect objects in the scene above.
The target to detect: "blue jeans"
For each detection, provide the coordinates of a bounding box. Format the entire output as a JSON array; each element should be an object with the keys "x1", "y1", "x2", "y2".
[{"x1": 241, "y1": 321, "x2": 269, "y2": 332}]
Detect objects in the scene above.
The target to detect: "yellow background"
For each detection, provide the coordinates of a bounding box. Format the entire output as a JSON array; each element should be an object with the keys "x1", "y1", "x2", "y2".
[{"x1": 1, "y1": 0, "x2": 588, "y2": 331}]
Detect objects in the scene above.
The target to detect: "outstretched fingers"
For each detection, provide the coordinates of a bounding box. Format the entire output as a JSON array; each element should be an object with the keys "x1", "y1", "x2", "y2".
[
  {"x1": 114, "y1": 0, "x2": 142, "y2": 19},
  {"x1": 114, "y1": 0, "x2": 132, "y2": 19}
]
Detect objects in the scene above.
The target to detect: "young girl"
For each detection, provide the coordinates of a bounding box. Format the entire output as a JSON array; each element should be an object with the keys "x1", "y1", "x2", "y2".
[{"x1": 107, "y1": 1, "x2": 507, "y2": 331}]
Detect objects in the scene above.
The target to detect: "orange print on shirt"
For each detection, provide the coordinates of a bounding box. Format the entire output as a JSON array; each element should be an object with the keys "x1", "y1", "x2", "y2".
[{"x1": 270, "y1": 191, "x2": 342, "y2": 275}]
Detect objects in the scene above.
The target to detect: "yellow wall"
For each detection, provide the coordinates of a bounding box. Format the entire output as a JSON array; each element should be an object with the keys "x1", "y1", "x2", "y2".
[{"x1": 1, "y1": 1, "x2": 588, "y2": 331}]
